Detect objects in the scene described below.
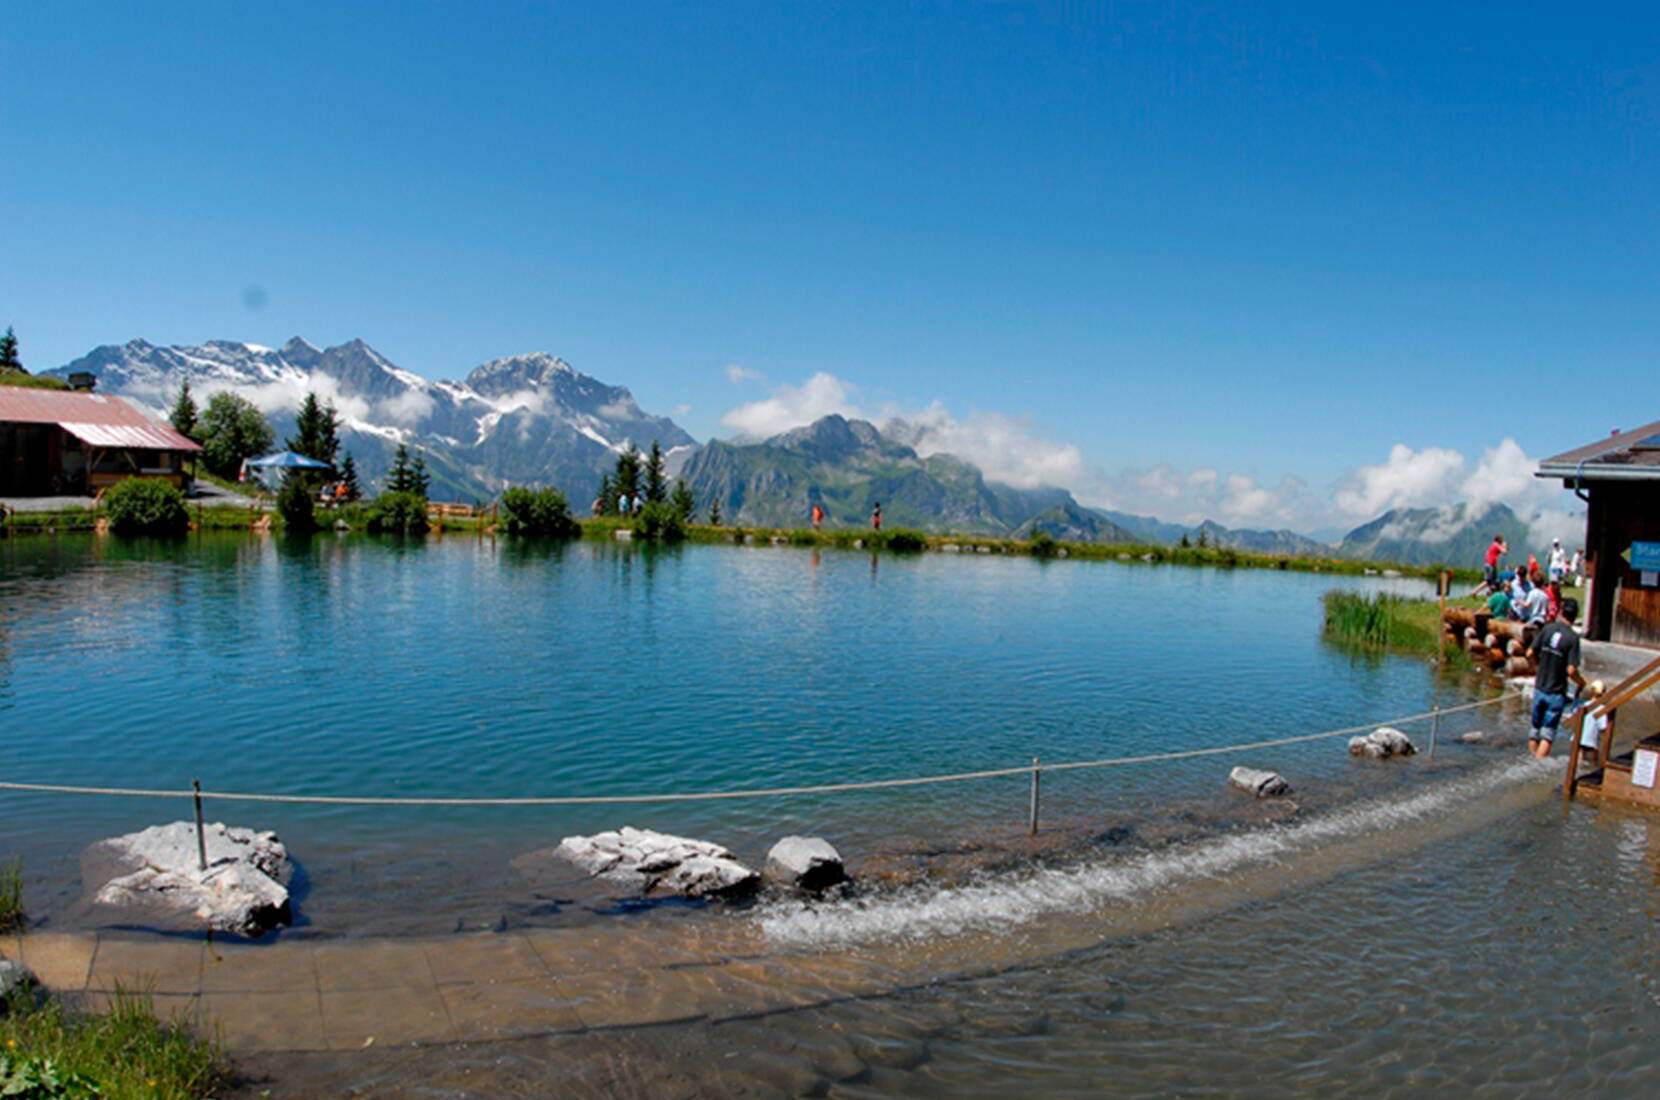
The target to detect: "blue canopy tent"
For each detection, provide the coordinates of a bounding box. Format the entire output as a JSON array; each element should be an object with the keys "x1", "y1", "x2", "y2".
[{"x1": 241, "y1": 451, "x2": 331, "y2": 491}]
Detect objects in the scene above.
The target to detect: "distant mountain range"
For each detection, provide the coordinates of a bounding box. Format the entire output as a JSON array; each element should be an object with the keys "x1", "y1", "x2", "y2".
[
  {"x1": 47, "y1": 338, "x2": 692, "y2": 501},
  {"x1": 44, "y1": 338, "x2": 1540, "y2": 566}
]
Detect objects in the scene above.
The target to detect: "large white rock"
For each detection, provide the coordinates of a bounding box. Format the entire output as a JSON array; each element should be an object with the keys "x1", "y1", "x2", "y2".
[
  {"x1": 555, "y1": 827, "x2": 759, "y2": 899},
  {"x1": 1227, "y1": 766, "x2": 1293, "y2": 798},
  {"x1": 764, "y1": 836, "x2": 847, "y2": 891},
  {"x1": 1348, "y1": 727, "x2": 1417, "y2": 760},
  {"x1": 0, "y1": 958, "x2": 35, "y2": 1001},
  {"x1": 83, "y1": 821, "x2": 292, "y2": 937}
]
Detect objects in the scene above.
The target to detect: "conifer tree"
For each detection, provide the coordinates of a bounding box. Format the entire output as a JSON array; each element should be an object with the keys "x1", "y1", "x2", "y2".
[
  {"x1": 670, "y1": 479, "x2": 695, "y2": 522},
  {"x1": 644, "y1": 441, "x2": 668, "y2": 504},
  {"x1": 0, "y1": 326, "x2": 21, "y2": 373},
  {"x1": 412, "y1": 450, "x2": 431, "y2": 499},
  {"x1": 597, "y1": 473, "x2": 615, "y2": 515},
  {"x1": 169, "y1": 380, "x2": 199, "y2": 440},
  {"x1": 386, "y1": 443, "x2": 415, "y2": 494},
  {"x1": 339, "y1": 453, "x2": 362, "y2": 502},
  {"x1": 708, "y1": 498, "x2": 723, "y2": 526},
  {"x1": 286, "y1": 393, "x2": 340, "y2": 472},
  {"x1": 614, "y1": 444, "x2": 642, "y2": 504}
]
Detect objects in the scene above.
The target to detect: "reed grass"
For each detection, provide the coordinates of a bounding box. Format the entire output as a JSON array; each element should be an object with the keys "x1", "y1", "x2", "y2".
[
  {"x1": 1322, "y1": 590, "x2": 1465, "y2": 666},
  {"x1": 0, "y1": 858, "x2": 21, "y2": 932}
]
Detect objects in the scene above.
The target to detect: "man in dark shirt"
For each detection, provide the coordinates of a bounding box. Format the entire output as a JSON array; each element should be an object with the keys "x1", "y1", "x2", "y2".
[{"x1": 1527, "y1": 597, "x2": 1587, "y2": 758}]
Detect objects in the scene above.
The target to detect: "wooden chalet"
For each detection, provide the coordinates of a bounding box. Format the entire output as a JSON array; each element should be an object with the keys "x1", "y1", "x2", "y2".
[
  {"x1": 1537, "y1": 420, "x2": 1660, "y2": 648},
  {"x1": 0, "y1": 385, "x2": 201, "y2": 496}
]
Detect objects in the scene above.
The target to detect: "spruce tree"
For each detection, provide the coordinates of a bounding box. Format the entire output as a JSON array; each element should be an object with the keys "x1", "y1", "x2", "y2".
[
  {"x1": 708, "y1": 498, "x2": 723, "y2": 526},
  {"x1": 169, "y1": 380, "x2": 199, "y2": 440},
  {"x1": 386, "y1": 444, "x2": 415, "y2": 494},
  {"x1": 286, "y1": 393, "x2": 340, "y2": 474},
  {"x1": 596, "y1": 473, "x2": 614, "y2": 515},
  {"x1": 412, "y1": 450, "x2": 431, "y2": 499},
  {"x1": 0, "y1": 326, "x2": 21, "y2": 373},
  {"x1": 670, "y1": 479, "x2": 695, "y2": 522},
  {"x1": 614, "y1": 444, "x2": 642, "y2": 505},
  {"x1": 339, "y1": 453, "x2": 362, "y2": 502},
  {"x1": 644, "y1": 441, "x2": 668, "y2": 504}
]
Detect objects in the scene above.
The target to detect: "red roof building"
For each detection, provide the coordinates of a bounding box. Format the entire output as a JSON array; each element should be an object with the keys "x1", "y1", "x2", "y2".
[{"x1": 0, "y1": 385, "x2": 201, "y2": 497}]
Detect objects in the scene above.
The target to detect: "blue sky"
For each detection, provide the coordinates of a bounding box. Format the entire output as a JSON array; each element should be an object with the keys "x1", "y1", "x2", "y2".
[{"x1": 3, "y1": 2, "x2": 1654, "y2": 533}]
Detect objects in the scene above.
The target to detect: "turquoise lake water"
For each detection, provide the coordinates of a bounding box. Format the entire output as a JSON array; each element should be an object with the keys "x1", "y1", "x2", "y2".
[{"x1": 1, "y1": 533, "x2": 1461, "y2": 929}]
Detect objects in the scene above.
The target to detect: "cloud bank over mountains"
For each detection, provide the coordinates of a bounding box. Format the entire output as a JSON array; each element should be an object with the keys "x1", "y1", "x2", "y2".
[{"x1": 719, "y1": 369, "x2": 1582, "y2": 543}]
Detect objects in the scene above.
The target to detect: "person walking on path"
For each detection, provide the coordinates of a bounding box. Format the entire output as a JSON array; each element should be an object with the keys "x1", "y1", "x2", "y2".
[
  {"x1": 1527, "y1": 597, "x2": 1587, "y2": 759},
  {"x1": 1479, "y1": 534, "x2": 1508, "y2": 596},
  {"x1": 870, "y1": 502, "x2": 882, "y2": 531}
]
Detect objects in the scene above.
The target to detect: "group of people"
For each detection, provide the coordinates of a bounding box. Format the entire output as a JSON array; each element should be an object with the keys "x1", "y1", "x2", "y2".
[
  {"x1": 594, "y1": 493, "x2": 643, "y2": 518},
  {"x1": 1477, "y1": 532, "x2": 1605, "y2": 760}
]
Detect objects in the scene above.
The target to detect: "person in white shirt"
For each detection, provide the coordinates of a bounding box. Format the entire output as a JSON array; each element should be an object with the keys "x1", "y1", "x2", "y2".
[
  {"x1": 1548, "y1": 539, "x2": 1567, "y2": 582},
  {"x1": 1520, "y1": 583, "x2": 1550, "y2": 625}
]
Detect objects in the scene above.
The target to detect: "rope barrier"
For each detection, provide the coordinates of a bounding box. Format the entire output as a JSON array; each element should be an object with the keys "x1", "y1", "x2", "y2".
[{"x1": 0, "y1": 695, "x2": 1512, "y2": 808}]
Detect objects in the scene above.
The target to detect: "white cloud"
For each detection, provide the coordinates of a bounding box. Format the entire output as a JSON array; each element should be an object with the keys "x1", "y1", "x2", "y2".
[
  {"x1": 725, "y1": 364, "x2": 764, "y2": 385},
  {"x1": 377, "y1": 388, "x2": 436, "y2": 426},
  {"x1": 719, "y1": 372, "x2": 862, "y2": 440},
  {"x1": 1332, "y1": 443, "x2": 1467, "y2": 519}
]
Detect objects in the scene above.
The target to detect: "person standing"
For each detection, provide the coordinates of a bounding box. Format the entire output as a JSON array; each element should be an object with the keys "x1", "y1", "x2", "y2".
[
  {"x1": 1548, "y1": 538, "x2": 1568, "y2": 582},
  {"x1": 811, "y1": 503, "x2": 825, "y2": 531},
  {"x1": 1527, "y1": 597, "x2": 1587, "y2": 759},
  {"x1": 871, "y1": 502, "x2": 882, "y2": 531},
  {"x1": 1481, "y1": 534, "x2": 1507, "y2": 595}
]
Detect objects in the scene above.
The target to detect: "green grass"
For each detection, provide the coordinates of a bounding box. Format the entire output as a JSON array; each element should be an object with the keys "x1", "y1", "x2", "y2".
[
  {"x1": 0, "y1": 858, "x2": 21, "y2": 932},
  {"x1": 1, "y1": 986, "x2": 227, "y2": 1100},
  {"x1": 1323, "y1": 590, "x2": 1470, "y2": 667},
  {"x1": 0, "y1": 372, "x2": 69, "y2": 390}
]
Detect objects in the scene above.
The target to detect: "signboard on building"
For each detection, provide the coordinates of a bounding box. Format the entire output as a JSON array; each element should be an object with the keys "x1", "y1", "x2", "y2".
[{"x1": 1629, "y1": 541, "x2": 1660, "y2": 572}]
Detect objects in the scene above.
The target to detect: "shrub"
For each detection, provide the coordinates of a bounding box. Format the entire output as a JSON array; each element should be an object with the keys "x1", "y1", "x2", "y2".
[
  {"x1": 365, "y1": 491, "x2": 429, "y2": 535},
  {"x1": 633, "y1": 501, "x2": 686, "y2": 541},
  {"x1": 276, "y1": 476, "x2": 316, "y2": 533},
  {"x1": 1028, "y1": 530, "x2": 1059, "y2": 558},
  {"x1": 499, "y1": 487, "x2": 580, "y2": 538},
  {"x1": 883, "y1": 529, "x2": 927, "y2": 553},
  {"x1": 101, "y1": 479, "x2": 189, "y2": 536}
]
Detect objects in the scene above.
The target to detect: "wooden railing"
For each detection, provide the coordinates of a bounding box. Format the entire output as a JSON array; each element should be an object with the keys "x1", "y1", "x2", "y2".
[{"x1": 1564, "y1": 650, "x2": 1660, "y2": 799}]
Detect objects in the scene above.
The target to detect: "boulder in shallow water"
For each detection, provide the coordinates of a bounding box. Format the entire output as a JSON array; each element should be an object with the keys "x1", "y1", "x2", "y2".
[
  {"x1": 764, "y1": 836, "x2": 848, "y2": 891},
  {"x1": 83, "y1": 822, "x2": 292, "y2": 937},
  {"x1": 1348, "y1": 727, "x2": 1417, "y2": 760},
  {"x1": 1227, "y1": 766, "x2": 1293, "y2": 798},
  {"x1": 555, "y1": 827, "x2": 759, "y2": 899}
]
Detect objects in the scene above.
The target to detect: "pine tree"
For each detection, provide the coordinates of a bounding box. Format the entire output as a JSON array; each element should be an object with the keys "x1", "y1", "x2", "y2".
[
  {"x1": 0, "y1": 326, "x2": 21, "y2": 373},
  {"x1": 412, "y1": 450, "x2": 431, "y2": 499},
  {"x1": 670, "y1": 479, "x2": 695, "y2": 522},
  {"x1": 386, "y1": 443, "x2": 415, "y2": 494},
  {"x1": 644, "y1": 441, "x2": 668, "y2": 504},
  {"x1": 1196, "y1": 529, "x2": 1209, "y2": 549},
  {"x1": 708, "y1": 498, "x2": 723, "y2": 526},
  {"x1": 169, "y1": 380, "x2": 199, "y2": 440},
  {"x1": 339, "y1": 453, "x2": 362, "y2": 502},
  {"x1": 596, "y1": 473, "x2": 614, "y2": 515},
  {"x1": 286, "y1": 393, "x2": 340, "y2": 473},
  {"x1": 1178, "y1": 533, "x2": 1191, "y2": 549},
  {"x1": 614, "y1": 444, "x2": 642, "y2": 505}
]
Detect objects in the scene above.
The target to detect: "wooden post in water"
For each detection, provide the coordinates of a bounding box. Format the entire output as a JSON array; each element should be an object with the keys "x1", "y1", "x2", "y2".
[
  {"x1": 1028, "y1": 757, "x2": 1040, "y2": 835},
  {"x1": 192, "y1": 779, "x2": 208, "y2": 872},
  {"x1": 1429, "y1": 705, "x2": 1440, "y2": 758}
]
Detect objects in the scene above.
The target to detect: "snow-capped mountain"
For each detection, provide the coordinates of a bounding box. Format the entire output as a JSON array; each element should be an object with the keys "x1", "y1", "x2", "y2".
[{"x1": 47, "y1": 338, "x2": 695, "y2": 500}]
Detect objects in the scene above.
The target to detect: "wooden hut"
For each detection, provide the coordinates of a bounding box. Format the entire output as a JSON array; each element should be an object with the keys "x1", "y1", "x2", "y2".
[
  {"x1": 1537, "y1": 420, "x2": 1660, "y2": 648},
  {"x1": 0, "y1": 386, "x2": 201, "y2": 496}
]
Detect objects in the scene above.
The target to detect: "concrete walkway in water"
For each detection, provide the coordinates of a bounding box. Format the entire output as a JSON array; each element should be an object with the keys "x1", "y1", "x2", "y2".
[{"x1": 1, "y1": 926, "x2": 913, "y2": 1053}]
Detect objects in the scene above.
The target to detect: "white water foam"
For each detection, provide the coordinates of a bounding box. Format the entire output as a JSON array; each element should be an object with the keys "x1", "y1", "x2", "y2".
[{"x1": 758, "y1": 758, "x2": 1557, "y2": 948}]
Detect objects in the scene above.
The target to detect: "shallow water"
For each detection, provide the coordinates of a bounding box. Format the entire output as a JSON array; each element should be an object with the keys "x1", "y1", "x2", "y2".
[{"x1": 1, "y1": 532, "x2": 1461, "y2": 934}]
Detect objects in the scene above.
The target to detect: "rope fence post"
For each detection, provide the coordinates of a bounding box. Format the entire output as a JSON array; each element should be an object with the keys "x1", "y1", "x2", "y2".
[
  {"x1": 1029, "y1": 756, "x2": 1040, "y2": 835},
  {"x1": 192, "y1": 779, "x2": 208, "y2": 872},
  {"x1": 1429, "y1": 705, "x2": 1440, "y2": 759}
]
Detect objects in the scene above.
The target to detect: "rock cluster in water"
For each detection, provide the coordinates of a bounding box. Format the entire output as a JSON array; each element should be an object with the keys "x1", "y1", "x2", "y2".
[
  {"x1": 764, "y1": 836, "x2": 847, "y2": 891},
  {"x1": 555, "y1": 827, "x2": 761, "y2": 898},
  {"x1": 1227, "y1": 766, "x2": 1293, "y2": 798},
  {"x1": 82, "y1": 821, "x2": 293, "y2": 937},
  {"x1": 1348, "y1": 727, "x2": 1417, "y2": 759}
]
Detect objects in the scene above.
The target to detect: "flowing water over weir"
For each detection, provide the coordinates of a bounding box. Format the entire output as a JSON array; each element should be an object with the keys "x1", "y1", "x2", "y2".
[{"x1": 4, "y1": 535, "x2": 1660, "y2": 1096}]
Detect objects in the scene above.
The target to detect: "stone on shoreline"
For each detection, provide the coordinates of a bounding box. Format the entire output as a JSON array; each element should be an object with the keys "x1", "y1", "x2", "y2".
[
  {"x1": 1227, "y1": 766, "x2": 1293, "y2": 798},
  {"x1": 1348, "y1": 726, "x2": 1417, "y2": 760},
  {"x1": 82, "y1": 821, "x2": 292, "y2": 937},
  {"x1": 554, "y1": 827, "x2": 760, "y2": 899},
  {"x1": 764, "y1": 836, "x2": 848, "y2": 892},
  {"x1": 0, "y1": 957, "x2": 36, "y2": 1002}
]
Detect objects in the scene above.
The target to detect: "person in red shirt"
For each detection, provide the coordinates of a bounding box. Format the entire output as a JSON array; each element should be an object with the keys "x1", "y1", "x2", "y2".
[
  {"x1": 811, "y1": 503, "x2": 824, "y2": 531},
  {"x1": 1480, "y1": 535, "x2": 1507, "y2": 595}
]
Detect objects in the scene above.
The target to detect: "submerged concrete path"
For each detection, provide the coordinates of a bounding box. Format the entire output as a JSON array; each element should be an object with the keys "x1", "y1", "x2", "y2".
[{"x1": 1, "y1": 925, "x2": 914, "y2": 1053}]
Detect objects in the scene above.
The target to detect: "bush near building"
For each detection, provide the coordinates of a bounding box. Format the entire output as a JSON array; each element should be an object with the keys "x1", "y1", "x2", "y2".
[{"x1": 101, "y1": 479, "x2": 189, "y2": 535}]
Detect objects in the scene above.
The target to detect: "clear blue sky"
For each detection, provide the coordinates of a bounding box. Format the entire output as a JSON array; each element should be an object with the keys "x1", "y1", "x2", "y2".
[{"x1": 3, "y1": 2, "x2": 1655, "y2": 520}]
